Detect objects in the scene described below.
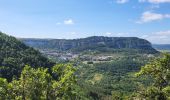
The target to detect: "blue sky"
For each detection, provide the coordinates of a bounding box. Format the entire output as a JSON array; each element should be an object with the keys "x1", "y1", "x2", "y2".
[{"x1": 0, "y1": 0, "x2": 170, "y2": 44}]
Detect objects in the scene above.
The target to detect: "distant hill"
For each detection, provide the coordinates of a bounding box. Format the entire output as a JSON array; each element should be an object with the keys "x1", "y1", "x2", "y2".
[
  {"x1": 0, "y1": 32, "x2": 54, "y2": 80},
  {"x1": 152, "y1": 44, "x2": 170, "y2": 51},
  {"x1": 21, "y1": 36, "x2": 158, "y2": 54}
]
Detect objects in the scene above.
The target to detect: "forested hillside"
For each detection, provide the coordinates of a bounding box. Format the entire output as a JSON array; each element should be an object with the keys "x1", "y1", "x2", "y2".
[
  {"x1": 0, "y1": 32, "x2": 54, "y2": 80},
  {"x1": 76, "y1": 52, "x2": 155, "y2": 99},
  {"x1": 0, "y1": 32, "x2": 80, "y2": 99},
  {"x1": 1, "y1": 32, "x2": 170, "y2": 100},
  {"x1": 21, "y1": 35, "x2": 160, "y2": 99}
]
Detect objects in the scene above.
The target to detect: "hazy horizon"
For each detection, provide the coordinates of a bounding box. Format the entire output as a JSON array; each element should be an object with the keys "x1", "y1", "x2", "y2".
[
  {"x1": 2, "y1": 29, "x2": 170, "y2": 45},
  {"x1": 11, "y1": 34, "x2": 168, "y2": 45}
]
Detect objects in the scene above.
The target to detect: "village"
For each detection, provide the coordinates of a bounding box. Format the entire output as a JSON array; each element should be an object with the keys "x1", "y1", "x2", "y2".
[{"x1": 39, "y1": 49, "x2": 116, "y2": 63}]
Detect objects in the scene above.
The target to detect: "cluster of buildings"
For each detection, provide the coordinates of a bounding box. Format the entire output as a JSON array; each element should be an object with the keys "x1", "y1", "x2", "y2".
[{"x1": 40, "y1": 49, "x2": 78, "y2": 61}]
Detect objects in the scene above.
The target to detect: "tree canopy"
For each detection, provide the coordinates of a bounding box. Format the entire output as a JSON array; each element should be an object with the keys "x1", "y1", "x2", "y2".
[
  {"x1": 134, "y1": 53, "x2": 170, "y2": 100},
  {"x1": 0, "y1": 64, "x2": 78, "y2": 100},
  {"x1": 0, "y1": 32, "x2": 54, "y2": 80}
]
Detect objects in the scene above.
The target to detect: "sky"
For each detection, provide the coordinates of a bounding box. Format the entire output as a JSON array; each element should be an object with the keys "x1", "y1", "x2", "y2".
[{"x1": 0, "y1": 0, "x2": 170, "y2": 44}]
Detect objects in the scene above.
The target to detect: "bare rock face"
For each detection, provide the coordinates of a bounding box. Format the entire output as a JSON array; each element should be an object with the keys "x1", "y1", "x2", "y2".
[{"x1": 21, "y1": 36, "x2": 158, "y2": 54}]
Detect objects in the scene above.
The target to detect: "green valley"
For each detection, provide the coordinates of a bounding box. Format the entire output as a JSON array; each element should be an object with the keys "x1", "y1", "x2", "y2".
[
  {"x1": 21, "y1": 35, "x2": 161, "y2": 99},
  {"x1": 1, "y1": 1, "x2": 170, "y2": 99},
  {"x1": 1, "y1": 31, "x2": 170, "y2": 100}
]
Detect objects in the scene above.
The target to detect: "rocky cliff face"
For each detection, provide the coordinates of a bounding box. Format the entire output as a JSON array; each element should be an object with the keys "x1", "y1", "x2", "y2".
[{"x1": 21, "y1": 36, "x2": 158, "y2": 53}]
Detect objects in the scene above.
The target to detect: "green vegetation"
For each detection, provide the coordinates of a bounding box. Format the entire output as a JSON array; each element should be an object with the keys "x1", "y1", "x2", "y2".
[
  {"x1": 131, "y1": 53, "x2": 170, "y2": 100},
  {"x1": 2, "y1": 32, "x2": 170, "y2": 99},
  {"x1": 0, "y1": 64, "x2": 78, "y2": 100},
  {"x1": 0, "y1": 32, "x2": 88, "y2": 99},
  {"x1": 0, "y1": 32, "x2": 54, "y2": 80},
  {"x1": 76, "y1": 53, "x2": 154, "y2": 99},
  {"x1": 21, "y1": 35, "x2": 161, "y2": 99}
]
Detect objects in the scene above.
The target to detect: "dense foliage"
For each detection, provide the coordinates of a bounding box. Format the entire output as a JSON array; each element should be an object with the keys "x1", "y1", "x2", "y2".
[
  {"x1": 0, "y1": 64, "x2": 79, "y2": 100},
  {"x1": 76, "y1": 53, "x2": 154, "y2": 99},
  {"x1": 0, "y1": 32, "x2": 54, "y2": 80},
  {"x1": 2, "y1": 32, "x2": 169, "y2": 99},
  {"x1": 133, "y1": 53, "x2": 170, "y2": 100},
  {"x1": 0, "y1": 32, "x2": 89, "y2": 99}
]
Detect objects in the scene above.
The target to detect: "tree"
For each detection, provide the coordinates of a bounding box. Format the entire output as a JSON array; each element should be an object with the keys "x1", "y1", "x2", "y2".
[
  {"x1": 52, "y1": 64, "x2": 77, "y2": 100},
  {"x1": 0, "y1": 32, "x2": 54, "y2": 81},
  {"x1": 135, "y1": 53, "x2": 170, "y2": 100},
  {"x1": 0, "y1": 78, "x2": 8, "y2": 99},
  {"x1": 0, "y1": 64, "x2": 77, "y2": 99}
]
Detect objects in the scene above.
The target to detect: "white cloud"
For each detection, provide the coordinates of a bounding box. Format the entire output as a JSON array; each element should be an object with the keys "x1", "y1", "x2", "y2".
[
  {"x1": 116, "y1": 0, "x2": 129, "y2": 4},
  {"x1": 136, "y1": 11, "x2": 170, "y2": 23},
  {"x1": 114, "y1": 33, "x2": 130, "y2": 37},
  {"x1": 56, "y1": 19, "x2": 75, "y2": 25},
  {"x1": 64, "y1": 19, "x2": 74, "y2": 25},
  {"x1": 105, "y1": 32, "x2": 112, "y2": 35},
  {"x1": 139, "y1": 0, "x2": 170, "y2": 3},
  {"x1": 69, "y1": 32, "x2": 76, "y2": 35},
  {"x1": 141, "y1": 30, "x2": 170, "y2": 44},
  {"x1": 104, "y1": 32, "x2": 130, "y2": 37}
]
